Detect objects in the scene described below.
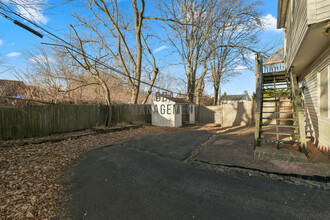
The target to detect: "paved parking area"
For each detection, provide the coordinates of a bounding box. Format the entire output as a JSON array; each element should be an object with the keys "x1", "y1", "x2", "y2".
[{"x1": 65, "y1": 129, "x2": 330, "y2": 219}]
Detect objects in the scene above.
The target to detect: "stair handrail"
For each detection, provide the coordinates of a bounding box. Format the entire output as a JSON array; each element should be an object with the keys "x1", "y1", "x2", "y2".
[
  {"x1": 289, "y1": 67, "x2": 308, "y2": 154},
  {"x1": 254, "y1": 53, "x2": 263, "y2": 148}
]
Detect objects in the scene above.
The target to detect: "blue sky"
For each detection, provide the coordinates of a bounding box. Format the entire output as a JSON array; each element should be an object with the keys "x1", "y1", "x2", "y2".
[{"x1": 0, "y1": 0, "x2": 284, "y2": 98}]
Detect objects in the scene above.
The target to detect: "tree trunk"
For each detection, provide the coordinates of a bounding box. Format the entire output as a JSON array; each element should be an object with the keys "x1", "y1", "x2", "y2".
[
  {"x1": 187, "y1": 69, "x2": 196, "y2": 103},
  {"x1": 213, "y1": 85, "x2": 219, "y2": 105},
  {"x1": 196, "y1": 80, "x2": 204, "y2": 105},
  {"x1": 142, "y1": 68, "x2": 158, "y2": 104},
  {"x1": 131, "y1": 84, "x2": 139, "y2": 104},
  {"x1": 98, "y1": 78, "x2": 112, "y2": 126}
]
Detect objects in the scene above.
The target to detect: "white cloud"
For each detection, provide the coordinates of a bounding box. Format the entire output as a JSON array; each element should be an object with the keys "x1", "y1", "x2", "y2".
[
  {"x1": 244, "y1": 53, "x2": 255, "y2": 59},
  {"x1": 6, "y1": 52, "x2": 21, "y2": 57},
  {"x1": 0, "y1": 39, "x2": 3, "y2": 46},
  {"x1": 154, "y1": 45, "x2": 168, "y2": 53},
  {"x1": 261, "y1": 14, "x2": 282, "y2": 32},
  {"x1": 233, "y1": 65, "x2": 247, "y2": 72},
  {"x1": 29, "y1": 54, "x2": 54, "y2": 64},
  {"x1": 4, "y1": 0, "x2": 49, "y2": 24}
]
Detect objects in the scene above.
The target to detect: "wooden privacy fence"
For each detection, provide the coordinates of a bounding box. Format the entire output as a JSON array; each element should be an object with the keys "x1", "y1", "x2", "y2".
[
  {"x1": 0, "y1": 104, "x2": 151, "y2": 141},
  {"x1": 197, "y1": 101, "x2": 255, "y2": 127}
]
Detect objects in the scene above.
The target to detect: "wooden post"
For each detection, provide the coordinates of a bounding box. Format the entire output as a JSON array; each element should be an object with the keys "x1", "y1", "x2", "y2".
[
  {"x1": 254, "y1": 53, "x2": 263, "y2": 148},
  {"x1": 289, "y1": 67, "x2": 307, "y2": 155}
]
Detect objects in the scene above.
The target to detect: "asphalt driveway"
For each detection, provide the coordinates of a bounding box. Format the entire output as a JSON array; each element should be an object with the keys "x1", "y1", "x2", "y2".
[{"x1": 65, "y1": 130, "x2": 330, "y2": 219}]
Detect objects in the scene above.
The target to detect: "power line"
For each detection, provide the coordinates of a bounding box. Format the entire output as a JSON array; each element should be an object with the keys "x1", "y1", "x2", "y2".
[{"x1": 0, "y1": 4, "x2": 181, "y2": 96}]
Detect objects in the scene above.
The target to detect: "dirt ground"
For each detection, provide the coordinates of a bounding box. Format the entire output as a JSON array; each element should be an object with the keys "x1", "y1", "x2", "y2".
[{"x1": 0, "y1": 125, "x2": 184, "y2": 219}]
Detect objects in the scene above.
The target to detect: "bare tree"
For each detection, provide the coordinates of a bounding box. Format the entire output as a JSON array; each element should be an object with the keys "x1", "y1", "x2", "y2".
[
  {"x1": 70, "y1": 0, "x2": 159, "y2": 104},
  {"x1": 155, "y1": 0, "x2": 221, "y2": 103},
  {"x1": 195, "y1": 0, "x2": 263, "y2": 105}
]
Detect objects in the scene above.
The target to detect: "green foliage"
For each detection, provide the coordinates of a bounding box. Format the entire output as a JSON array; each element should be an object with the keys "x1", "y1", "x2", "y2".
[{"x1": 263, "y1": 88, "x2": 289, "y2": 98}]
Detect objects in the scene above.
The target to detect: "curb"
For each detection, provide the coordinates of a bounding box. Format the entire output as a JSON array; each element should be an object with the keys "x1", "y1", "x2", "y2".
[
  {"x1": 186, "y1": 127, "x2": 330, "y2": 190},
  {"x1": 0, "y1": 124, "x2": 141, "y2": 149}
]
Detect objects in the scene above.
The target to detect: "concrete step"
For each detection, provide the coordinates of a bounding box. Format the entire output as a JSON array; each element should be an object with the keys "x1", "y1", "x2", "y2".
[{"x1": 254, "y1": 146, "x2": 309, "y2": 163}]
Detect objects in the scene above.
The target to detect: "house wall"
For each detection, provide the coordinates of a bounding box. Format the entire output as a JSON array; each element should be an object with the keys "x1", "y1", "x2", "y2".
[
  {"x1": 285, "y1": 0, "x2": 309, "y2": 70},
  {"x1": 307, "y1": 0, "x2": 330, "y2": 24},
  {"x1": 301, "y1": 46, "x2": 330, "y2": 150}
]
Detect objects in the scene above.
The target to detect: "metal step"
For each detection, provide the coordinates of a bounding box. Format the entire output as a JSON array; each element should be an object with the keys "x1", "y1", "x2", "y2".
[
  {"x1": 262, "y1": 111, "x2": 294, "y2": 114},
  {"x1": 261, "y1": 131, "x2": 299, "y2": 136},
  {"x1": 261, "y1": 124, "x2": 298, "y2": 128},
  {"x1": 261, "y1": 117, "x2": 296, "y2": 120},
  {"x1": 263, "y1": 85, "x2": 289, "y2": 88},
  {"x1": 262, "y1": 106, "x2": 292, "y2": 108},
  {"x1": 262, "y1": 71, "x2": 286, "y2": 77},
  {"x1": 262, "y1": 91, "x2": 290, "y2": 94},
  {"x1": 263, "y1": 98, "x2": 291, "y2": 101},
  {"x1": 263, "y1": 81, "x2": 288, "y2": 85},
  {"x1": 263, "y1": 100, "x2": 291, "y2": 103},
  {"x1": 263, "y1": 80, "x2": 287, "y2": 84},
  {"x1": 263, "y1": 77, "x2": 288, "y2": 81},
  {"x1": 263, "y1": 77, "x2": 287, "y2": 80},
  {"x1": 258, "y1": 138, "x2": 300, "y2": 145},
  {"x1": 262, "y1": 87, "x2": 288, "y2": 91}
]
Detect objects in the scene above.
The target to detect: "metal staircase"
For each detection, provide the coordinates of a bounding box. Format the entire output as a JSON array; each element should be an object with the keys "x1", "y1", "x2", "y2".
[{"x1": 254, "y1": 49, "x2": 307, "y2": 154}]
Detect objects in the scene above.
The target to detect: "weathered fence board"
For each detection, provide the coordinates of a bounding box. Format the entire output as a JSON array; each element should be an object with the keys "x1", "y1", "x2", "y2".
[
  {"x1": 197, "y1": 101, "x2": 255, "y2": 127},
  {"x1": 0, "y1": 104, "x2": 151, "y2": 140}
]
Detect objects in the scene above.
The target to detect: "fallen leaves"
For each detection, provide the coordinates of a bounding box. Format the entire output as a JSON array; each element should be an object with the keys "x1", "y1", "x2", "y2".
[{"x1": 0, "y1": 125, "x2": 181, "y2": 219}]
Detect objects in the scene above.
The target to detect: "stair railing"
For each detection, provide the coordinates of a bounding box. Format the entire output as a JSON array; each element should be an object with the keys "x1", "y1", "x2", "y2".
[
  {"x1": 289, "y1": 67, "x2": 308, "y2": 154},
  {"x1": 254, "y1": 53, "x2": 263, "y2": 148}
]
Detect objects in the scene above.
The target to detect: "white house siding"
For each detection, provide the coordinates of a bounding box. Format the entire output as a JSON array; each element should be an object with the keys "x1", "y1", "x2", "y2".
[
  {"x1": 286, "y1": 0, "x2": 309, "y2": 70},
  {"x1": 301, "y1": 46, "x2": 330, "y2": 149},
  {"x1": 302, "y1": 70, "x2": 319, "y2": 138},
  {"x1": 307, "y1": 0, "x2": 330, "y2": 24}
]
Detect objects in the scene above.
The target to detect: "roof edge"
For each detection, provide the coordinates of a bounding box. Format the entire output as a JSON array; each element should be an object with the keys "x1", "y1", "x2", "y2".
[{"x1": 277, "y1": 0, "x2": 289, "y2": 29}]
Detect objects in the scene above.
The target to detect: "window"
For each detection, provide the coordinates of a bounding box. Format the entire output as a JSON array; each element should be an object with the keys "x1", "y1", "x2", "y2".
[{"x1": 320, "y1": 65, "x2": 329, "y2": 118}]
